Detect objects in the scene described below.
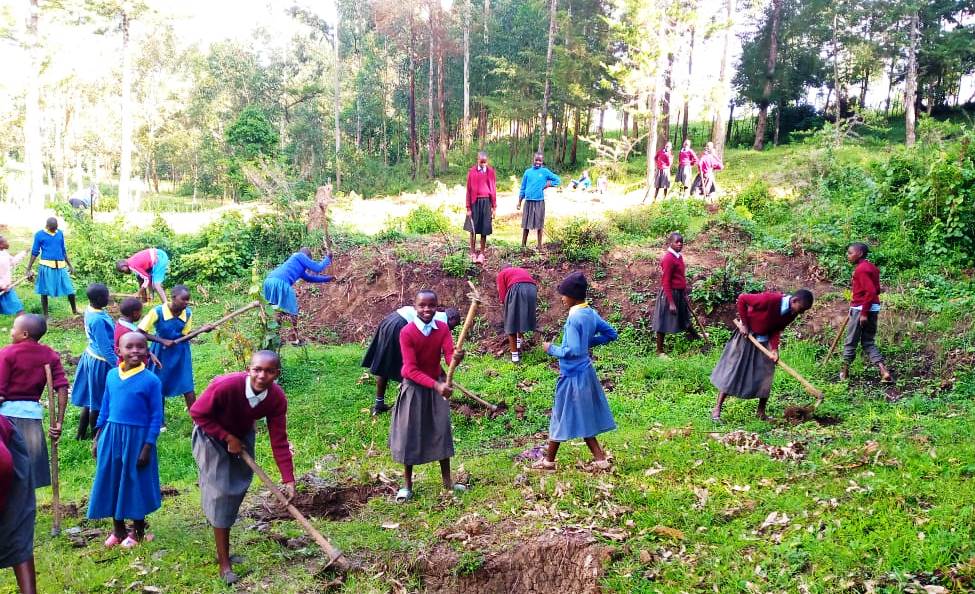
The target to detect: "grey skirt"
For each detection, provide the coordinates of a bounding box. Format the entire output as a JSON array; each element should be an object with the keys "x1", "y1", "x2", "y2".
[
  {"x1": 4, "y1": 416, "x2": 50, "y2": 489},
  {"x1": 0, "y1": 424, "x2": 35, "y2": 568},
  {"x1": 521, "y1": 200, "x2": 545, "y2": 230},
  {"x1": 651, "y1": 288, "x2": 691, "y2": 333},
  {"x1": 389, "y1": 379, "x2": 454, "y2": 466},
  {"x1": 192, "y1": 426, "x2": 256, "y2": 529},
  {"x1": 654, "y1": 169, "x2": 671, "y2": 189},
  {"x1": 504, "y1": 282, "x2": 538, "y2": 335},
  {"x1": 463, "y1": 197, "x2": 494, "y2": 236},
  {"x1": 709, "y1": 332, "x2": 776, "y2": 399},
  {"x1": 676, "y1": 164, "x2": 693, "y2": 186}
]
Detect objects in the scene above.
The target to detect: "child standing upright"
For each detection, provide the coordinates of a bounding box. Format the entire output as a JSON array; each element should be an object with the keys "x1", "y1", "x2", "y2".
[
  {"x1": 71, "y1": 284, "x2": 118, "y2": 440},
  {"x1": 0, "y1": 415, "x2": 37, "y2": 594},
  {"x1": 652, "y1": 232, "x2": 700, "y2": 357},
  {"x1": 533, "y1": 272, "x2": 618, "y2": 472},
  {"x1": 463, "y1": 151, "x2": 497, "y2": 264},
  {"x1": 710, "y1": 289, "x2": 814, "y2": 421},
  {"x1": 88, "y1": 332, "x2": 163, "y2": 548},
  {"x1": 676, "y1": 140, "x2": 698, "y2": 197},
  {"x1": 389, "y1": 290, "x2": 465, "y2": 503},
  {"x1": 496, "y1": 264, "x2": 538, "y2": 363},
  {"x1": 0, "y1": 314, "x2": 68, "y2": 490},
  {"x1": 0, "y1": 236, "x2": 26, "y2": 318},
  {"x1": 652, "y1": 142, "x2": 673, "y2": 202},
  {"x1": 139, "y1": 285, "x2": 213, "y2": 415},
  {"x1": 518, "y1": 152, "x2": 561, "y2": 250},
  {"x1": 841, "y1": 243, "x2": 893, "y2": 382},
  {"x1": 25, "y1": 218, "x2": 78, "y2": 318}
]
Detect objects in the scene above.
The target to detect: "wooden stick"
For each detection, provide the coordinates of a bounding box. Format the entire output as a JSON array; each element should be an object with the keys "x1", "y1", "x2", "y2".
[
  {"x1": 44, "y1": 364, "x2": 61, "y2": 536},
  {"x1": 445, "y1": 281, "x2": 481, "y2": 387},
  {"x1": 684, "y1": 294, "x2": 711, "y2": 345},
  {"x1": 239, "y1": 451, "x2": 346, "y2": 570},
  {"x1": 743, "y1": 332, "x2": 823, "y2": 401},
  {"x1": 173, "y1": 301, "x2": 261, "y2": 344},
  {"x1": 0, "y1": 276, "x2": 29, "y2": 296},
  {"x1": 823, "y1": 317, "x2": 845, "y2": 366},
  {"x1": 453, "y1": 381, "x2": 499, "y2": 412}
]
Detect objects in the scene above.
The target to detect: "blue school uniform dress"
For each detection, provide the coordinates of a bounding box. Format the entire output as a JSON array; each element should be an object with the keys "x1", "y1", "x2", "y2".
[
  {"x1": 262, "y1": 252, "x2": 333, "y2": 315},
  {"x1": 546, "y1": 304, "x2": 618, "y2": 441},
  {"x1": 87, "y1": 364, "x2": 163, "y2": 521},
  {"x1": 71, "y1": 307, "x2": 117, "y2": 412},
  {"x1": 31, "y1": 229, "x2": 74, "y2": 297},
  {"x1": 138, "y1": 304, "x2": 194, "y2": 397}
]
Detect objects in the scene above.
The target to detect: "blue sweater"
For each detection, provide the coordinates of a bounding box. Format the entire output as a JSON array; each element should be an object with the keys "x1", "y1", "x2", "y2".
[
  {"x1": 96, "y1": 365, "x2": 163, "y2": 445},
  {"x1": 267, "y1": 253, "x2": 333, "y2": 286},
  {"x1": 84, "y1": 307, "x2": 118, "y2": 363},
  {"x1": 31, "y1": 229, "x2": 68, "y2": 261},
  {"x1": 519, "y1": 166, "x2": 561, "y2": 201},
  {"x1": 546, "y1": 305, "x2": 618, "y2": 376}
]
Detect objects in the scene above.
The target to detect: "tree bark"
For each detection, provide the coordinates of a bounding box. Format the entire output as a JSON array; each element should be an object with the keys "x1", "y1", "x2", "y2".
[
  {"x1": 753, "y1": 0, "x2": 782, "y2": 150},
  {"x1": 884, "y1": 56, "x2": 896, "y2": 116},
  {"x1": 118, "y1": 10, "x2": 135, "y2": 211},
  {"x1": 427, "y1": 4, "x2": 436, "y2": 178},
  {"x1": 408, "y1": 10, "x2": 419, "y2": 179},
  {"x1": 537, "y1": 0, "x2": 557, "y2": 154},
  {"x1": 571, "y1": 108, "x2": 581, "y2": 165},
  {"x1": 436, "y1": 6, "x2": 448, "y2": 171},
  {"x1": 334, "y1": 10, "x2": 342, "y2": 189},
  {"x1": 682, "y1": 24, "x2": 695, "y2": 143},
  {"x1": 832, "y1": 10, "x2": 841, "y2": 145},
  {"x1": 598, "y1": 107, "x2": 605, "y2": 140},
  {"x1": 24, "y1": 0, "x2": 43, "y2": 210},
  {"x1": 659, "y1": 30, "x2": 675, "y2": 149},
  {"x1": 463, "y1": 0, "x2": 471, "y2": 149},
  {"x1": 773, "y1": 101, "x2": 782, "y2": 145},
  {"x1": 710, "y1": 0, "x2": 735, "y2": 157},
  {"x1": 621, "y1": 111, "x2": 629, "y2": 138}
]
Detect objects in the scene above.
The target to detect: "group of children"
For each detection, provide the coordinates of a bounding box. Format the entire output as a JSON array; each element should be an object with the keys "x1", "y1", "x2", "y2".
[{"x1": 652, "y1": 140, "x2": 725, "y2": 201}]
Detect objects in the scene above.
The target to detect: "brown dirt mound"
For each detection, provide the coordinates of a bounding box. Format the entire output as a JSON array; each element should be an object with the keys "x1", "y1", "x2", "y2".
[
  {"x1": 783, "y1": 406, "x2": 842, "y2": 426},
  {"x1": 246, "y1": 477, "x2": 393, "y2": 521},
  {"x1": 419, "y1": 530, "x2": 614, "y2": 594}
]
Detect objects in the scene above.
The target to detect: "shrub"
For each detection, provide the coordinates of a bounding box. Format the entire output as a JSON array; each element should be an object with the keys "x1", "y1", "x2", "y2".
[
  {"x1": 405, "y1": 205, "x2": 450, "y2": 235},
  {"x1": 692, "y1": 259, "x2": 765, "y2": 313},
  {"x1": 607, "y1": 198, "x2": 706, "y2": 239},
  {"x1": 442, "y1": 251, "x2": 475, "y2": 278},
  {"x1": 551, "y1": 217, "x2": 611, "y2": 262}
]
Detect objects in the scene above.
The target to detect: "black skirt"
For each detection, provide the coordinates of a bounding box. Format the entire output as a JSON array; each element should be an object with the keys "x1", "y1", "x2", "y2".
[
  {"x1": 651, "y1": 288, "x2": 691, "y2": 333},
  {"x1": 463, "y1": 197, "x2": 494, "y2": 236},
  {"x1": 362, "y1": 313, "x2": 409, "y2": 382},
  {"x1": 709, "y1": 332, "x2": 776, "y2": 399},
  {"x1": 503, "y1": 282, "x2": 538, "y2": 335},
  {"x1": 654, "y1": 169, "x2": 671, "y2": 189},
  {"x1": 0, "y1": 424, "x2": 35, "y2": 568}
]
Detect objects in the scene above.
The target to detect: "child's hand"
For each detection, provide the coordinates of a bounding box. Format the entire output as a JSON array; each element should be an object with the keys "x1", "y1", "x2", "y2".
[
  {"x1": 434, "y1": 381, "x2": 453, "y2": 399},
  {"x1": 225, "y1": 434, "x2": 244, "y2": 455},
  {"x1": 161, "y1": 339, "x2": 175, "y2": 348},
  {"x1": 90, "y1": 441, "x2": 98, "y2": 459},
  {"x1": 149, "y1": 352, "x2": 163, "y2": 369},
  {"x1": 48, "y1": 422, "x2": 62, "y2": 443},
  {"x1": 68, "y1": 264, "x2": 74, "y2": 275},
  {"x1": 452, "y1": 350, "x2": 465, "y2": 365},
  {"x1": 26, "y1": 270, "x2": 35, "y2": 281},
  {"x1": 282, "y1": 482, "x2": 296, "y2": 502},
  {"x1": 734, "y1": 319, "x2": 748, "y2": 335},
  {"x1": 542, "y1": 341, "x2": 552, "y2": 352},
  {"x1": 668, "y1": 301, "x2": 678, "y2": 314},
  {"x1": 770, "y1": 349, "x2": 780, "y2": 363},
  {"x1": 859, "y1": 313, "x2": 868, "y2": 326},
  {"x1": 137, "y1": 444, "x2": 152, "y2": 468}
]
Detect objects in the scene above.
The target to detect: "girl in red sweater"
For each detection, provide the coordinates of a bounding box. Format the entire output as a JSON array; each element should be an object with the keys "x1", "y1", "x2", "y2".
[
  {"x1": 840, "y1": 243, "x2": 892, "y2": 382},
  {"x1": 651, "y1": 232, "x2": 700, "y2": 357}
]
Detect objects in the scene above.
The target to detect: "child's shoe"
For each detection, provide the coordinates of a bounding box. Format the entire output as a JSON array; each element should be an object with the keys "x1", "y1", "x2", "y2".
[
  {"x1": 510, "y1": 351, "x2": 520, "y2": 363},
  {"x1": 530, "y1": 459, "x2": 556, "y2": 472},
  {"x1": 104, "y1": 533, "x2": 124, "y2": 548},
  {"x1": 516, "y1": 337, "x2": 523, "y2": 350}
]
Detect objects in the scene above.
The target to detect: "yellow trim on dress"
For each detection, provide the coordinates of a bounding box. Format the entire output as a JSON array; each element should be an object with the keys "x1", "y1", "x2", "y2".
[
  {"x1": 39, "y1": 259, "x2": 66, "y2": 268},
  {"x1": 569, "y1": 302, "x2": 590, "y2": 313},
  {"x1": 118, "y1": 363, "x2": 146, "y2": 380}
]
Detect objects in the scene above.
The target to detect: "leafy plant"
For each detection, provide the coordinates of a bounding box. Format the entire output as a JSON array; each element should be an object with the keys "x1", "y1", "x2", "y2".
[
  {"x1": 692, "y1": 259, "x2": 765, "y2": 313},
  {"x1": 442, "y1": 251, "x2": 475, "y2": 278},
  {"x1": 551, "y1": 217, "x2": 611, "y2": 262},
  {"x1": 607, "y1": 198, "x2": 707, "y2": 239},
  {"x1": 404, "y1": 205, "x2": 451, "y2": 235}
]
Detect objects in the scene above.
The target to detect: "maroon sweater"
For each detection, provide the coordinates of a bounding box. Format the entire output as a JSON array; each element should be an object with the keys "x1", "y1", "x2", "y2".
[
  {"x1": 190, "y1": 372, "x2": 295, "y2": 483},
  {"x1": 466, "y1": 165, "x2": 497, "y2": 209},
  {"x1": 496, "y1": 267, "x2": 537, "y2": 303},
  {"x1": 660, "y1": 251, "x2": 687, "y2": 304},
  {"x1": 736, "y1": 291, "x2": 798, "y2": 351},
  {"x1": 0, "y1": 340, "x2": 68, "y2": 401},
  {"x1": 399, "y1": 321, "x2": 455, "y2": 389},
  {"x1": 850, "y1": 259, "x2": 881, "y2": 309}
]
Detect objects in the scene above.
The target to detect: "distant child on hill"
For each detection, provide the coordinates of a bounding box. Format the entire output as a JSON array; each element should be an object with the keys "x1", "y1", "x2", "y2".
[
  {"x1": 0, "y1": 236, "x2": 26, "y2": 318},
  {"x1": 710, "y1": 289, "x2": 814, "y2": 422},
  {"x1": 362, "y1": 305, "x2": 461, "y2": 416},
  {"x1": 652, "y1": 232, "x2": 700, "y2": 357},
  {"x1": 518, "y1": 152, "x2": 561, "y2": 250},
  {"x1": 0, "y1": 415, "x2": 37, "y2": 594},
  {"x1": 262, "y1": 248, "x2": 334, "y2": 345},
  {"x1": 25, "y1": 218, "x2": 78, "y2": 318},
  {"x1": 841, "y1": 243, "x2": 893, "y2": 382},
  {"x1": 533, "y1": 272, "x2": 618, "y2": 472},
  {"x1": 389, "y1": 290, "x2": 465, "y2": 503},
  {"x1": 496, "y1": 264, "x2": 538, "y2": 363},
  {"x1": 87, "y1": 332, "x2": 163, "y2": 548},
  {"x1": 139, "y1": 285, "x2": 214, "y2": 416},
  {"x1": 676, "y1": 140, "x2": 698, "y2": 197},
  {"x1": 692, "y1": 142, "x2": 723, "y2": 198},
  {"x1": 71, "y1": 283, "x2": 117, "y2": 441},
  {"x1": 652, "y1": 142, "x2": 673, "y2": 201},
  {"x1": 0, "y1": 314, "x2": 68, "y2": 490}
]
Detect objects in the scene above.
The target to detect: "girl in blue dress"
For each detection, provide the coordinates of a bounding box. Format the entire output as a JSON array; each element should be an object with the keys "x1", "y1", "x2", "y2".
[
  {"x1": 88, "y1": 332, "x2": 163, "y2": 548},
  {"x1": 534, "y1": 272, "x2": 618, "y2": 472},
  {"x1": 71, "y1": 284, "x2": 117, "y2": 440}
]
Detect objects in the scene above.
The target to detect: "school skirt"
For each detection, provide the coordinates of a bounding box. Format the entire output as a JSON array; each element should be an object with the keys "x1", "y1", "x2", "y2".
[
  {"x1": 35, "y1": 264, "x2": 74, "y2": 297},
  {"x1": 676, "y1": 165, "x2": 694, "y2": 186},
  {"x1": 70, "y1": 351, "x2": 114, "y2": 411},
  {"x1": 503, "y1": 282, "x2": 538, "y2": 335},
  {"x1": 362, "y1": 313, "x2": 409, "y2": 382},
  {"x1": 0, "y1": 289, "x2": 22, "y2": 315},
  {"x1": 463, "y1": 197, "x2": 494, "y2": 236},
  {"x1": 0, "y1": 425, "x2": 35, "y2": 568},
  {"x1": 654, "y1": 169, "x2": 671, "y2": 189},
  {"x1": 3, "y1": 416, "x2": 50, "y2": 489},
  {"x1": 652, "y1": 288, "x2": 691, "y2": 333},
  {"x1": 87, "y1": 422, "x2": 160, "y2": 521},
  {"x1": 709, "y1": 332, "x2": 776, "y2": 399},
  {"x1": 389, "y1": 379, "x2": 454, "y2": 466},
  {"x1": 521, "y1": 200, "x2": 545, "y2": 231},
  {"x1": 192, "y1": 427, "x2": 256, "y2": 529},
  {"x1": 691, "y1": 174, "x2": 717, "y2": 196},
  {"x1": 151, "y1": 250, "x2": 170, "y2": 284},
  {"x1": 549, "y1": 365, "x2": 617, "y2": 442},
  {"x1": 149, "y1": 341, "x2": 194, "y2": 397},
  {"x1": 263, "y1": 276, "x2": 298, "y2": 315}
]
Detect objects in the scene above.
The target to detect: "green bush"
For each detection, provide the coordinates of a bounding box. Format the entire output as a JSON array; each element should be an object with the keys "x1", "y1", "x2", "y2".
[
  {"x1": 551, "y1": 217, "x2": 611, "y2": 262},
  {"x1": 404, "y1": 205, "x2": 451, "y2": 235},
  {"x1": 691, "y1": 259, "x2": 765, "y2": 313},
  {"x1": 442, "y1": 251, "x2": 475, "y2": 277},
  {"x1": 607, "y1": 198, "x2": 706, "y2": 239}
]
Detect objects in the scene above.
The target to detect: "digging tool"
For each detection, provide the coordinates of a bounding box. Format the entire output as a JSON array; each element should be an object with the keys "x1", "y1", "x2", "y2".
[
  {"x1": 45, "y1": 364, "x2": 61, "y2": 536},
  {"x1": 742, "y1": 331, "x2": 823, "y2": 406},
  {"x1": 453, "y1": 382, "x2": 503, "y2": 414},
  {"x1": 822, "y1": 317, "x2": 846, "y2": 366},
  {"x1": 173, "y1": 301, "x2": 261, "y2": 344},
  {"x1": 0, "y1": 276, "x2": 29, "y2": 296},
  {"x1": 445, "y1": 281, "x2": 482, "y2": 388},
  {"x1": 685, "y1": 295, "x2": 712, "y2": 346},
  {"x1": 239, "y1": 451, "x2": 348, "y2": 571}
]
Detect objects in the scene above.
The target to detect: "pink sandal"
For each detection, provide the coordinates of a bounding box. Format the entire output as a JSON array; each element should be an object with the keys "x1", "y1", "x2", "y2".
[
  {"x1": 104, "y1": 533, "x2": 124, "y2": 548},
  {"x1": 121, "y1": 531, "x2": 155, "y2": 549}
]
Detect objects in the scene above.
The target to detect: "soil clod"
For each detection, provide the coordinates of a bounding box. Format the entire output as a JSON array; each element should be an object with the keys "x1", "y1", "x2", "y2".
[
  {"x1": 247, "y1": 476, "x2": 393, "y2": 522},
  {"x1": 783, "y1": 406, "x2": 841, "y2": 426}
]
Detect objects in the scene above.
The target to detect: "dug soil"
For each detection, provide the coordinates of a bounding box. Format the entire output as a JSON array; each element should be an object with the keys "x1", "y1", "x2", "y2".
[{"x1": 246, "y1": 475, "x2": 394, "y2": 522}]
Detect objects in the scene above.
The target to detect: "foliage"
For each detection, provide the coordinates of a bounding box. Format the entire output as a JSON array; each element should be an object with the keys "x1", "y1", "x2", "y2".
[
  {"x1": 404, "y1": 205, "x2": 451, "y2": 235},
  {"x1": 441, "y1": 250, "x2": 475, "y2": 278},
  {"x1": 551, "y1": 217, "x2": 610, "y2": 262},
  {"x1": 691, "y1": 258, "x2": 765, "y2": 313},
  {"x1": 607, "y1": 198, "x2": 707, "y2": 239}
]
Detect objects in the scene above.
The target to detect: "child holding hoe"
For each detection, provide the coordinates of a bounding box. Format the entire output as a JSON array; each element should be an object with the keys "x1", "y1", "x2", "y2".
[{"x1": 533, "y1": 272, "x2": 618, "y2": 472}]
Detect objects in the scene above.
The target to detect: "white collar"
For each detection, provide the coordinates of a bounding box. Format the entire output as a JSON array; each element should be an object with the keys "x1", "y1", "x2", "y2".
[
  {"x1": 119, "y1": 319, "x2": 138, "y2": 331},
  {"x1": 413, "y1": 316, "x2": 437, "y2": 336},
  {"x1": 667, "y1": 247, "x2": 682, "y2": 259},
  {"x1": 245, "y1": 379, "x2": 269, "y2": 408},
  {"x1": 780, "y1": 295, "x2": 791, "y2": 316}
]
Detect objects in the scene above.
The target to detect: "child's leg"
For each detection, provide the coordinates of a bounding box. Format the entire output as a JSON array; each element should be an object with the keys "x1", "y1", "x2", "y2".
[
  {"x1": 507, "y1": 334, "x2": 518, "y2": 354},
  {"x1": 375, "y1": 376, "x2": 389, "y2": 404},
  {"x1": 183, "y1": 391, "x2": 196, "y2": 410},
  {"x1": 479, "y1": 234, "x2": 487, "y2": 254},
  {"x1": 439, "y1": 458, "x2": 452, "y2": 489},
  {"x1": 76, "y1": 407, "x2": 90, "y2": 440},
  {"x1": 132, "y1": 519, "x2": 147, "y2": 540},
  {"x1": 536, "y1": 229, "x2": 543, "y2": 248},
  {"x1": 656, "y1": 332, "x2": 666, "y2": 355},
  {"x1": 756, "y1": 398, "x2": 769, "y2": 421},
  {"x1": 521, "y1": 229, "x2": 529, "y2": 248},
  {"x1": 213, "y1": 527, "x2": 233, "y2": 575},
  {"x1": 403, "y1": 465, "x2": 414, "y2": 490},
  {"x1": 583, "y1": 436, "x2": 607, "y2": 461},
  {"x1": 40, "y1": 296, "x2": 49, "y2": 318},
  {"x1": 288, "y1": 314, "x2": 300, "y2": 343},
  {"x1": 468, "y1": 230, "x2": 476, "y2": 254},
  {"x1": 11, "y1": 557, "x2": 37, "y2": 594},
  {"x1": 711, "y1": 392, "x2": 727, "y2": 420},
  {"x1": 544, "y1": 440, "x2": 560, "y2": 462},
  {"x1": 67, "y1": 293, "x2": 78, "y2": 314},
  {"x1": 112, "y1": 519, "x2": 127, "y2": 539}
]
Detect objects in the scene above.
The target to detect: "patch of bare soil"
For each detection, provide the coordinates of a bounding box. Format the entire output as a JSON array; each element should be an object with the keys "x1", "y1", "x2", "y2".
[
  {"x1": 245, "y1": 475, "x2": 394, "y2": 522},
  {"x1": 782, "y1": 407, "x2": 842, "y2": 426},
  {"x1": 418, "y1": 529, "x2": 614, "y2": 594}
]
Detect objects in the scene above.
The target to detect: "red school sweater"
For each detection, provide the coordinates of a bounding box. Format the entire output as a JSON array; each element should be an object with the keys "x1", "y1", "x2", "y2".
[
  {"x1": 850, "y1": 259, "x2": 881, "y2": 309},
  {"x1": 0, "y1": 340, "x2": 68, "y2": 401},
  {"x1": 736, "y1": 291, "x2": 798, "y2": 351},
  {"x1": 660, "y1": 250, "x2": 687, "y2": 304},
  {"x1": 496, "y1": 267, "x2": 537, "y2": 304},
  {"x1": 399, "y1": 321, "x2": 455, "y2": 389},
  {"x1": 465, "y1": 166, "x2": 497, "y2": 209}
]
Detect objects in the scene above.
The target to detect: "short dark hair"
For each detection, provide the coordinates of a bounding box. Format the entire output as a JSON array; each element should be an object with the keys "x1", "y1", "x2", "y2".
[
  {"x1": 171, "y1": 284, "x2": 190, "y2": 298},
  {"x1": 850, "y1": 242, "x2": 869, "y2": 257},
  {"x1": 445, "y1": 307, "x2": 462, "y2": 329},
  {"x1": 45, "y1": 217, "x2": 58, "y2": 228},
  {"x1": 119, "y1": 297, "x2": 143, "y2": 317},
  {"x1": 86, "y1": 283, "x2": 110, "y2": 308},
  {"x1": 416, "y1": 289, "x2": 438, "y2": 301},
  {"x1": 251, "y1": 349, "x2": 281, "y2": 369},
  {"x1": 793, "y1": 289, "x2": 814, "y2": 309},
  {"x1": 20, "y1": 314, "x2": 47, "y2": 340},
  {"x1": 668, "y1": 231, "x2": 684, "y2": 243}
]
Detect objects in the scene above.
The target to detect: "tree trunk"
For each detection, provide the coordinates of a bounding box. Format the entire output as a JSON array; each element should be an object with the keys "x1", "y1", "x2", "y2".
[
  {"x1": 659, "y1": 35, "x2": 675, "y2": 149},
  {"x1": 428, "y1": 5, "x2": 436, "y2": 178},
  {"x1": 408, "y1": 11, "x2": 419, "y2": 179},
  {"x1": 598, "y1": 107, "x2": 605, "y2": 140},
  {"x1": 682, "y1": 24, "x2": 695, "y2": 143},
  {"x1": 463, "y1": 0, "x2": 471, "y2": 149},
  {"x1": 334, "y1": 10, "x2": 342, "y2": 189},
  {"x1": 859, "y1": 67, "x2": 869, "y2": 110},
  {"x1": 753, "y1": 0, "x2": 782, "y2": 150},
  {"x1": 118, "y1": 10, "x2": 135, "y2": 211},
  {"x1": 622, "y1": 111, "x2": 629, "y2": 137},
  {"x1": 773, "y1": 101, "x2": 782, "y2": 145},
  {"x1": 483, "y1": 0, "x2": 490, "y2": 42},
  {"x1": 884, "y1": 56, "x2": 896, "y2": 116},
  {"x1": 436, "y1": 6, "x2": 448, "y2": 172},
  {"x1": 478, "y1": 103, "x2": 488, "y2": 147},
  {"x1": 832, "y1": 10, "x2": 841, "y2": 145},
  {"x1": 571, "y1": 108, "x2": 581, "y2": 165},
  {"x1": 355, "y1": 44, "x2": 362, "y2": 150},
  {"x1": 710, "y1": 0, "x2": 735, "y2": 157},
  {"x1": 645, "y1": 90, "x2": 659, "y2": 193},
  {"x1": 24, "y1": 0, "x2": 43, "y2": 210},
  {"x1": 537, "y1": 0, "x2": 557, "y2": 154}
]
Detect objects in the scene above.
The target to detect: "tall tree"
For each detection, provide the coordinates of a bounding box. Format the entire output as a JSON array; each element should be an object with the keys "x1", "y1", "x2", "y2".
[
  {"x1": 24, "y1": 0, "x2": 43, "y2": 210},
  {"x1": 904, "y1": 8, "x2": 918, "y2": 147},
  {"x1": 462, "y1": 0, "x2": 471, "y2": 148},
  {"x1": 427, "y1": 2, "x2": 435, "y2": 178},
  {"x1": 537, "y1": 0, "x2": 557, "y2": 153},
  {"x1": 752, "y1": 0, "x2": 782, "y2": 150},
  {"x1": 118, "y1": 8, "x2": 134, "y2": 209},
  {"x1": 333, "y1": 7, "x2": 341, "y2": 188},
  {"x1": 710, "y1": 0, "x2": 735, "y2": 157},
  {"x1": 681, "y1": 19, "x2": 696, "y2": 143}
]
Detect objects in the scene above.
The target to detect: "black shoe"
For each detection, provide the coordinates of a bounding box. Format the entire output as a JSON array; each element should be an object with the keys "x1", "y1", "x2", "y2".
[{"x1": 372, "y1": 402, "x2": 391, "y2": 416}]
